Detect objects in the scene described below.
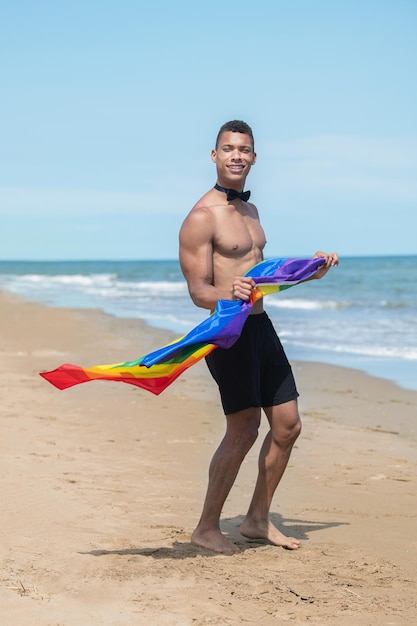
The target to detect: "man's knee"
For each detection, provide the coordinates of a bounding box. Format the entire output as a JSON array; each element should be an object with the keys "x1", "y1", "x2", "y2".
[
  {"x1": 267, "y1": 402, "x2": 302, "y2": 447},
  {"x1": 233, "y1": 417, "x2": 260, "y2": 453},
  {"x1": 226, "y1": 409, "x2": 261, "y2": 453},
  {"x1": 291, "y1": 417, "x2": 302, "y2": 441},
  {"x1": 241, "y1": 422, "x2": 260, "y2": 451},
  {"x1": 272, "y1": 418, "x2": 301, "y2": 448}
]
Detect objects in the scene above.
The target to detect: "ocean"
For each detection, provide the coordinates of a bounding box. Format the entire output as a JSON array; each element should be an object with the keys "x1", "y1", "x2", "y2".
[{"x1": 0, "y1": 256, "x2": 416, "y2": 392}]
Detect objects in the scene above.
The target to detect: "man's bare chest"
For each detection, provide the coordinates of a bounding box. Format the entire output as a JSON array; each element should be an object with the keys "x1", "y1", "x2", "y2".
[{"x1": 213, "y1": 211, "x2": 266, "y2": 258}]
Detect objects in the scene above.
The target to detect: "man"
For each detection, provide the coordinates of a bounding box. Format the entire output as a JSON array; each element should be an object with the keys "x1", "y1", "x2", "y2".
[{"x1": 179, "y1": 120, "x2": 338, "y2": 554}]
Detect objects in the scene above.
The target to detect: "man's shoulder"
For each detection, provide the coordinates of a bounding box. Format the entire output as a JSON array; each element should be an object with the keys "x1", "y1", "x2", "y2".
[
  {"x1": 188, "y1": 189, "x2": 228, "y2": 219},
  {"x1": 181, "y1": 191, "x2": 229, "y2": 238},
  {"x1": 193, "y1": 187, "x2": 224, "y2": 210}
]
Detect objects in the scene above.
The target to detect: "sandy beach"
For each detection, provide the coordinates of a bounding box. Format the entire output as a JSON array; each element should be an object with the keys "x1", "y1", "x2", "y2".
[{"x1": 1, "y1": 290, "x2": 416, "y2": 625}]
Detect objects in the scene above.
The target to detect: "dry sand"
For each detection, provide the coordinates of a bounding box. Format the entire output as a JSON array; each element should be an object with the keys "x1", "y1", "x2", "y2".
[{"x1": 1, "y1": 291, "x2": 416, "y2": 625}]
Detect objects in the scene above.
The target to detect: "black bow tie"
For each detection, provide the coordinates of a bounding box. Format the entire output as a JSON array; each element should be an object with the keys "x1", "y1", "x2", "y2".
[{"x1": 214, "y1": 184, "x2": 251, "y2": 202}]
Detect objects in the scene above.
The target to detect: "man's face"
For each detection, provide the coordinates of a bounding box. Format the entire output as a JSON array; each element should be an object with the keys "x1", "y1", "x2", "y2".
[{"x1": 211, "y1": 131, "x2": 256, "y2": 187}]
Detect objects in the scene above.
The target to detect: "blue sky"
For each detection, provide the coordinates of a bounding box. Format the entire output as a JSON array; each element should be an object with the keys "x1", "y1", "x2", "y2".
[{"x1": 1, "y1": 0, "x2": 416, "y2": 260}]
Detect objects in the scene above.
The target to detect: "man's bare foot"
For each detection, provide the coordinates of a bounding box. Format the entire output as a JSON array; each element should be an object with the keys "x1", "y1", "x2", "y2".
[
  {"x1": 191, "y1": 527, "x2": 240, "y2": 555},
  {"x1": 239, "y1": 518, "x2": 300, "y2": 550}
]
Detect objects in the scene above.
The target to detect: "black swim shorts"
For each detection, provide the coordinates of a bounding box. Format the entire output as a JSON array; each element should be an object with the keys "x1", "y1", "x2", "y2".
[{"x1": 205, "y1": 312, "x2": 299, "y2": 415}]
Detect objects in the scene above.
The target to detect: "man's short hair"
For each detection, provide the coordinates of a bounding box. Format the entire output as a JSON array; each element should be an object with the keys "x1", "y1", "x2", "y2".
[{"x1": 215, "y1": 120, "x2": 254, "y2": 150}]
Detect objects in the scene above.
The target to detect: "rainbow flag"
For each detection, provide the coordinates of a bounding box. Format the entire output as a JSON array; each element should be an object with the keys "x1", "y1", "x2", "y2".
[{"x1": 40, "y1": 257, "x2": 324, "y2": 395}]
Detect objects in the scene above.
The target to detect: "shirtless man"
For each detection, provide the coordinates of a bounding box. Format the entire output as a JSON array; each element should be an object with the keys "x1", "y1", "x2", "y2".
[{"x1": 179, "y1": 120, "x2": 338, "y2": 554}]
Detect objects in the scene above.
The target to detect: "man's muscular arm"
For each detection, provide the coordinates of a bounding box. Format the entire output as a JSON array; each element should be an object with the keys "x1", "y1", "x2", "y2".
[
  {"x1": 179, "y1": 207, "x2": 226, "y2": 310},
  {"x1": 179, "y1": 208, "x2": 254, "y2": 310}
]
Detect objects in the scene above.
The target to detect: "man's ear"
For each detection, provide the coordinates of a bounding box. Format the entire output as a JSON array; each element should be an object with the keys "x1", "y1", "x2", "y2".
[
  {"x1": 252, "y1": 151, "x2": 257, "y2": 164},
  {"x1": 211, "y1": 149, "x2": 217, "y2": 163}
]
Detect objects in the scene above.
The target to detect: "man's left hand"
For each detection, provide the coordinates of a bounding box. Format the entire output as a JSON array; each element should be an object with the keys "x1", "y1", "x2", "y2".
[{"x1": 312, "y1": 251, "x2": 339, "y2": 279}]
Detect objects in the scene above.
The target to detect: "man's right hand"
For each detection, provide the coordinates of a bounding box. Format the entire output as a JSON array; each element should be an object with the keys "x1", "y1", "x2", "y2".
[{"x1": 231, "y1": 277, "x2": 256, "y2": 301}]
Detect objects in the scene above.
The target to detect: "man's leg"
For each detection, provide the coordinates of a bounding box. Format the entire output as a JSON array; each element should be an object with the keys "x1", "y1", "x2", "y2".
[
  {"x1": 240, "y1": 399, "x2": 302, "y2": 549},
  {"x1": 191, "y1": 407, "x2": 261, "y2": 554}
]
